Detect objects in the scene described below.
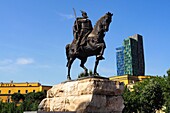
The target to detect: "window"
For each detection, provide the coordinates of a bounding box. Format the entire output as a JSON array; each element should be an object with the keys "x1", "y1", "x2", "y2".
[
  {"x1": 8, "y1": 90, "x2": 11, "y2": 94},
  {"x1": 25, "y1": 90, "x2": 28, "y2": 93},
  {"x1": 18, "y1": 90, "x2": 20, "y2": 93},
  {"x1": 33, "y1": 90, "x2": 35, "y2": 93}
]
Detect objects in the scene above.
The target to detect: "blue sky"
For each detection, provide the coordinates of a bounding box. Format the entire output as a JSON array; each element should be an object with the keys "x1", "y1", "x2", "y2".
[{"x1": 0, "y1": 1, "x2": 170, "y2": 85}]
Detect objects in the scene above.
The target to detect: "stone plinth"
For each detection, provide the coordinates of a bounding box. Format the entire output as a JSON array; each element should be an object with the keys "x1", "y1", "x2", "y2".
[{"x1": 38, "y1": 77, "x2": 124, "y2": 113}]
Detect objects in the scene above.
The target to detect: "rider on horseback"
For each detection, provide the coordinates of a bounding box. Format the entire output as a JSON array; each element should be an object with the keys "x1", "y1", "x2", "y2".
[
  {"x1": 66, "y1": 12, "x2": 113, "y2": 80},
  {"x1": 73, "y1": 10, "x2": 93, "y2": 55}
]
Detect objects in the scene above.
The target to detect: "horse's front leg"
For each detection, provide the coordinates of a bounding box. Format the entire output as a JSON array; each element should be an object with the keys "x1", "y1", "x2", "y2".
[
  {"x1": 94, "y1": 58, "x2": 100, "y2": 76},
  {"x1": 67, "y1": 57, "x2": 75, "y2": 80}
]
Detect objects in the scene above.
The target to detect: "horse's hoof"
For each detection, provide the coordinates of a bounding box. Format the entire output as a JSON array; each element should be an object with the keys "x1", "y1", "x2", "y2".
[
  {"x1": 94, "y1": 73, "x2": 99, "y2": 76},
  {"x1": 67, "y1": 76, "x2": 71, "y2": 80},
  {"x1": 84, "y1": 73, "x2": 88, "y2": 77}
]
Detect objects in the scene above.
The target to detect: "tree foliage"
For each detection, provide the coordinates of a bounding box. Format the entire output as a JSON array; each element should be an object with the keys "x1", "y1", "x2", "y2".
[
  {"x1": 21, "y1": 91, "x2": 46, "y2": 111},
  {"x1": 0, "y1": 101, "x2": 17, "y2": 113},
  {"x1": 78, "y1": 70, "x2": 93, "y2": 78},
  {"x1": 139, "y1": 79, "x2": 164, "y2": 112},
  {"x1": 11, "y1": 93, "x2": 25, "y2": 104},
  {"x1": 122, "y1": 87, "x2": 139, "y2": 113},
  {"x1": 0, "y1": 91, "x2": 46, "y2": 113},
  {"x1": 164, "y1": 69, "x2": 170, "y2": 113},
  {"x1": 123, "y1": 77, "x2": 166, "y2": 113}
]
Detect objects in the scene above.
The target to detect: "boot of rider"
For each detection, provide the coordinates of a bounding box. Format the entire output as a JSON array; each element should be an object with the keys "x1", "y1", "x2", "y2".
[
  {"x1": 97, "y1": 54, "x2": 105, "y2": 60},
  {"x1": 96, "y1": 48, "x2": 105, "y2": 60},
  {"x1": 74, "y1": 38, "x2": 81, "y2": 55}
]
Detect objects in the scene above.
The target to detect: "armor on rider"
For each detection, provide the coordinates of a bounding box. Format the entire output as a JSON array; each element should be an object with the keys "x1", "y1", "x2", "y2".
[{"x1": 73, "y1": 10, "x2": 93, "y2": 54}]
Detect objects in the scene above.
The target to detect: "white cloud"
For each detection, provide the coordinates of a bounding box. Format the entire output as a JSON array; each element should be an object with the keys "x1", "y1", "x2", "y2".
[
  {"x1": 16, "y1": 58, "x2": 34, "y2": 65},
  {"x1": 58, "y1": 13, "x2": 74, "y2": 19},
  {"x1": 0, "y1": 57, "x2": 36, "y2": 73}
]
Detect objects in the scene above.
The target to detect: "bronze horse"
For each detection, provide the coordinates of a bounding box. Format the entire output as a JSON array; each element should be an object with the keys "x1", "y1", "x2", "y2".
[{"x1": 66, "y1": 12, "x2": 113, "y2": 80}]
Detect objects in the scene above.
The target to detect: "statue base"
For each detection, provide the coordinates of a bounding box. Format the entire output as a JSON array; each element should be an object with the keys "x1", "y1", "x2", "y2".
[
  {"x1": 38, "y1": 77, "x2": 124, "y2": 113},
  {"x1": 78, "y1": 75, "x2": 109, "y2": 80}
]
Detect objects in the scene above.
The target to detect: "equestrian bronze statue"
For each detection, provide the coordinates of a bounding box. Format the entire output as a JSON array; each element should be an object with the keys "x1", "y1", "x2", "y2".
[{"x1": 66, "y1": 11, "x2": 113, "y2": 80}]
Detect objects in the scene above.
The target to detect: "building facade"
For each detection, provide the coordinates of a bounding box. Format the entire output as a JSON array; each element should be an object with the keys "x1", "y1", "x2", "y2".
[
  {"x1": 0, "y1": 81, "x2": 52, "y2": 102},
  {"x1": 109, "y1": 75, "x2": 152, "y2": 85},
  {"x1": 116, "y1": 34, "x2": 145, "y2": 76},
  {"x1": 116, "y1": 46, "x2": 124, "y2": 75}
]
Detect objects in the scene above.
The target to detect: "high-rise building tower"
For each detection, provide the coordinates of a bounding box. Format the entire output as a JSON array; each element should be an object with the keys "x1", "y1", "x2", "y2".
[
  {"x1": 116, "y1": 46, "x2": 124, "y2": 75},
  {"x1": 116, "y1": 34, "x2": 145, "y2": 76}
]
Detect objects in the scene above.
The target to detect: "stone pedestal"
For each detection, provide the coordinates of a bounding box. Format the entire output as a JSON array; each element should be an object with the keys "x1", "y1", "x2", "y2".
[{"x1": 38, "y1": 77, "x2": 124, "y2": 113}]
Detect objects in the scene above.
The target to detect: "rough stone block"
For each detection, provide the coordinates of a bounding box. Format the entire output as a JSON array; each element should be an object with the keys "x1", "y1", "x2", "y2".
[{"x1": 39, "y1": 77, "x2": 124, "y2": 113}]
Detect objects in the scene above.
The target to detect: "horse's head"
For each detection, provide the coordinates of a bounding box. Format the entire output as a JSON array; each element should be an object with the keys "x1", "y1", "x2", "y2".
[
  {"x1": 91, "y1": 12, "x2": 113, "y2": 37},
  {"x1": 101, "y1": 12, "x2": 113, "y2": 32}
]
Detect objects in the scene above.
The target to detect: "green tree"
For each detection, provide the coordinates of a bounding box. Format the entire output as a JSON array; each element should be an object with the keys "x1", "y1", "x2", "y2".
[
  {"x1": 11, "y1": 93, "x2": 25, "y2": 104},
  {"x1": 0, "y1": 102, "x2": 17, "y2": 113},
  {"x1": 164, "y1": 69, "x2": 170, "y2": 113},
  {"x1": 123, "y1": 77, "x2": 165, "y2": 113},
  {"x1": 21, "y1": 91, "x2": 46, "y2": 111},
  {"x1": 78, "y1": 72, "x2": 88, "y2": 78},
  {"x1": 0, "y1": 92, "x2": 46, "y2": 113},
  {"x1": 78, "y1": 70, "x2": 94, "y2": 78},
  {"x1": 123, "y1": 87, "x2": 139, "y2": 113},
  {"x1": 139, "y1": 79, "x2": 164, "y2": 112}
]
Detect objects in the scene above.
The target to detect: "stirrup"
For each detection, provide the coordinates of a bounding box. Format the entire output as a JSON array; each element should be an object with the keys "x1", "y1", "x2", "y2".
[{"x1": 97, "y1": 55, "x2": 105, "y2": 60}]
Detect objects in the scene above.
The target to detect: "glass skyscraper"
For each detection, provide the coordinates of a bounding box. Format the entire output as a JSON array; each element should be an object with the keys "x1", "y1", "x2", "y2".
[
  {"x1": 116, "y1": 34, "x2": 145, "y2": 76},
  {"x1": 116, "y1": 46, "x2": 124, "y2": 75}
]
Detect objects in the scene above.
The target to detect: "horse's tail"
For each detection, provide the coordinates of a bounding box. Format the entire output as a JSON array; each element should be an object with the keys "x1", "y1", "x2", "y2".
[{"x1": 65, "y1": 44, "x2": 70, "y2": 67}]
